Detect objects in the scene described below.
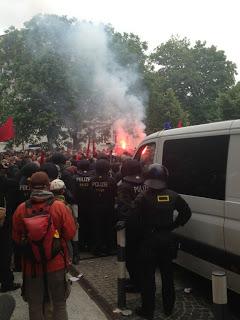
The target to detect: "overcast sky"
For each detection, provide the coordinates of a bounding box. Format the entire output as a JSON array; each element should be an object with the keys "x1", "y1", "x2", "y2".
[{"x1": 0, "y1": 0, "x2": 239, "y2": 79}]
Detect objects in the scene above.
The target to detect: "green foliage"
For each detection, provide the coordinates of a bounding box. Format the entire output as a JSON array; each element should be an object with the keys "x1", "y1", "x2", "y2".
[
  {"x1": 216, "y1": 82, "x2": 240, "y2": 120},
  {"x1": 0, "y1": 15, "x2": 149, "y2": 147},
  {"x1": 145, "y1": 87, "x2": 189, "y2": 134},
  {"x1": 106, "y1": 26, "x2": 148, "y2": 71},
  {"x1": 0, "y1": 16, "x2": 238, "y2": 148},
  {"x1": 150, "y1": 36, "x2": 237, "y2": 124},
  {"x1": 0, "y1": 16, "x2": 73, "y2": 145}
]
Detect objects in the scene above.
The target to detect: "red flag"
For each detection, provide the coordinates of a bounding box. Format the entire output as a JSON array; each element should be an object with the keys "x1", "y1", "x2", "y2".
[
  {"x1": 177, "y1": 120, "x2": 183, "y2": 128},
  {"x1": 0, "y1": 117, "x2": 15, "y2": 141},
  {"x1": 86, "y1": 137, "x2": 91, "y2": 159},
  {"x1": 39, "y1": 151, "x2": 45, "y2": 165}
]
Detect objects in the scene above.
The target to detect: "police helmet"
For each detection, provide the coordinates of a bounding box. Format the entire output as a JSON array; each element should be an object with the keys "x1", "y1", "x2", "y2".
[
  {"x1": 95, "y1": 159, "x2": 110, "y2": 175},
  {"x1": 121, "y1": 159, "x2": 142, "y2": 183},
  {"x1": 144, "y1": 163, "x2": 169, "y2": 190},
  {"x1": 66, "y1": 165, "x2": 77, "y2": 175},
  {"x1": 20, "y1": 162, "x2": 39, "y2": 178},
  {"x1": 121, "y1": 159, "x2": 141, "y2": 176},
  {"x1": 40, "y1": 162, "x2": 59, "y2": 181},
  {"x1": 51, "y1": 152, "x2": 66, "y2": 165},
  {"x1": 77, "y1": 159, "x2": 90, "y2": 172}
]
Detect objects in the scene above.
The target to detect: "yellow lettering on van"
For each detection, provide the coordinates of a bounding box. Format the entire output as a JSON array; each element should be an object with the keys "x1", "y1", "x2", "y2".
[{"x1": 157, "y1": 195, "x2": 170, "y2": 202}]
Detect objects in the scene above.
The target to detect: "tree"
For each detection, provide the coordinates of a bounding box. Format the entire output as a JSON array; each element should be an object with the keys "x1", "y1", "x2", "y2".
[
  {"x1": 106, "y1": 26, "x2": 149, "y2": 103},
  {"x1": 0, "y1": 16, "x2": 75, "y2": 146},
  {"x1": 145, "y1": 87, "x2": 188, "y2": 134},
  {"x1": 0, "y1": 15, "x2": 149, "y2": 148},
  {"x1": 150, "y1": 37, "x2": 237, "y2": 124},
  {"x1": 216, "y1": 82, "x2": 240, "y2": 120},
  {"x1": 106, "y1": 27, "x2": 148, "y2": 71}
]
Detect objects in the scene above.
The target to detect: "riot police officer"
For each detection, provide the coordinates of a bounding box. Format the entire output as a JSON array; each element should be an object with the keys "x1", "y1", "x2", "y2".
[
  {"x1": 12, "y1": 162, "x2": 39, "y2": 271},
  {"x1": 0, "y1": 161, "x2": 20, "y2": 291},
  {"x1": 116, "y1": 159, "x2": 147, "y2": 292},
  {"x1": 75, "y1": 160, "x2": 94, "y2": 250},
  {"x1": 17, "y1": 162, "x2": 39, "y2": 205},
  {"x1": 134, "y1": 164, "x2": 191, "y2": 320},
  {"x1": 90, "y1": 159, "x2": 116, "y2": 255},
  {"x1": 40, "y1": 162, "x2": 59, "y2": 181},
  {"x1": 50, "y1": 152, "x2": 76, "y2": 203}
]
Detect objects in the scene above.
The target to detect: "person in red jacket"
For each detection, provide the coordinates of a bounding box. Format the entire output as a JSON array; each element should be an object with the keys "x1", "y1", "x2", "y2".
[{"x1": 12, "y1": 172, "x2": 76, "y2": 320}]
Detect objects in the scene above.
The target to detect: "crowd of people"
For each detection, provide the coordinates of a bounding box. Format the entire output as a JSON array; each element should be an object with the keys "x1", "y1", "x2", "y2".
[{"x1": 0, "y1": 148, "x2": 191, "y2": 320}]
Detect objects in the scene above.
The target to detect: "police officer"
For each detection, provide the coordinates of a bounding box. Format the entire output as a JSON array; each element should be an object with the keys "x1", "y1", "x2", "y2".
[
  {"x1": 90, "y1": 159, "x2": 116, "y2": 255},
  {"x1": 11, "y1": 162, "x2": 39, "y2": 271},
  {"x1": 0, "y1": 162, "x2": 20, "y2": 292},
  {"x1": 75, "y1": 160, "x2": 93, "y2": 250},
  {"x1": 17, "y1": 162, "x2": 39, "y2": 205},
  {"x1": 116, "y1": 159, "x2": 147, "y2": 292},
  {"x1": 134, "y1": 164, "x2": 191, "y2": 320},
  {"x1": 50, "y1": 152, "x2": 76, "y2": 204},
  {"x1": 40, "y1": 162, "x2": 59, "y2": 181}
]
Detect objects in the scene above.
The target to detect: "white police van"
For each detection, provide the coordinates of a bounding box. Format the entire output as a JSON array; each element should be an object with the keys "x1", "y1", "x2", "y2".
[{"x1": 134, "y1": 119, "x2": 240, "y2": 294}]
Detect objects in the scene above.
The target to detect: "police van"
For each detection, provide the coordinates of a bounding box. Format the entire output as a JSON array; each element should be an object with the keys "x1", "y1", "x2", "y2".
[{"x1": 134, "y1": 119, "x2": 240, "y2": 294}]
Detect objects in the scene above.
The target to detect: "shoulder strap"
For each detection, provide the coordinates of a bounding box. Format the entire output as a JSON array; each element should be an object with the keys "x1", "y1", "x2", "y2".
[
  {"x1": 45, "y1": 197, "x2": 56, "y2": 206},
  {"x1": 25, "y1": 199, "x2": 32, "y2": 209},
  {"x1": 25, "y1": 197, "x2": 56, "y2": 215},
  {"x1": 25, "y1": 197, "x2": 55, "y2": 208}
]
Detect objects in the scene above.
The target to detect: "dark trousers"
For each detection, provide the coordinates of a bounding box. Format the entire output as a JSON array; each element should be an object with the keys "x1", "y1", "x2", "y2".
[
  {"x1": 0, "y1": 228, "x2": 14, "y2": 289},
  {"x1": 139, "y1": 233, "x2": 176, "y2": 316},
  {"x1": 91, "y1": 207, "x2": 114, "y2": 253},
  {"x1": 78, "y1": 203, "x2": 91, "y2": 248},
  {"x1": 13, "y1": 243, "x2": 22, "y2": 271},
  {"x1": 126, "y1": 228, "x2": 140, "y2": 288},
  {"x1": 140, "y1": 257, "x2": 175, "y2": 315}
]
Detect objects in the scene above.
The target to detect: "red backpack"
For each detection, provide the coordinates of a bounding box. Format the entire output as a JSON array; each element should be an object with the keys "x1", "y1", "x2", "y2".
[{"x1": 22, "y1": 198, "x2": 62, "y2": 263}]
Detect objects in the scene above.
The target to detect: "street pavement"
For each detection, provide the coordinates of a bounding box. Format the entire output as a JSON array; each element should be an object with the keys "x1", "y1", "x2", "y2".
[
  {"x1": 75, "y1": 255, "x2": 216, "y2": 320},
  {"x1": 0, "y1": 272, "x2": 107, "y2": 320},
  {"x1": 2, "y1": 259, "x2": 238, "y2": 320}
]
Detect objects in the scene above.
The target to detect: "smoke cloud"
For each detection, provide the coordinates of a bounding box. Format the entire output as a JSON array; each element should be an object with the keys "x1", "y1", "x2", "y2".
[
  {"x1": 23, "y1": 16, "x2": 147, "y2": 152},
  {"x1": 69, "y1": 21, "x2": 147, "y2": 152}
]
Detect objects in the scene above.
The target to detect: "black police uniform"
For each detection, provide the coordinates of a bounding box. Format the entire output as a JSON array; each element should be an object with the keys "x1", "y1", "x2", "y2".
[
  {"x1": 90, "y1": 160, "x2": 116, "y2": 255},
  {"x1": 57, "y1": 165, "x2": 76, "y2": 203},
  {"x1": 0, "y1": 172, "x2": 18, "y2": 291},
  {"x1": 13, "y1": 163, "x2": 39, "y2": 271},
  {"x1": 75, "y1": 160, "x2": 94, "y2": 249},
  {"x1": 117, "y1": 174, "x2": 147, "y2": 291},
  {"x1": 40, "y1": 162, "x2": 59, "y2": 181},
  {"x1": 16, "y1": 163, "x2": 39, "y2": 206},
  {"x1": 50, "y1": 152, "x2": 77, "y2": 204},
  {"x1": 134, "y1": 185, "x2": 191, "y2": 318}
]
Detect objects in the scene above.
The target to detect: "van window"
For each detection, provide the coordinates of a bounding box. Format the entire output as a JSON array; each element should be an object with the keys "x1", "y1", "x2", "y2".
[
  {"x1": 162, "y1": 135, "x2": 229, "y2": 200},
  {"x1": 134, "y1": 142, "x2": 156, "y2": 167}
]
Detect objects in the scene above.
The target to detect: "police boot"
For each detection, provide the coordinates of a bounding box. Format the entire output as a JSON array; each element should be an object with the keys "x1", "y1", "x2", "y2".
[
  {"x1": 72, "y1": 241, "x2": 80, "y2": 265},
  {"x1": 135, "y1": 307, "x2": 153, "y2": 320}
]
